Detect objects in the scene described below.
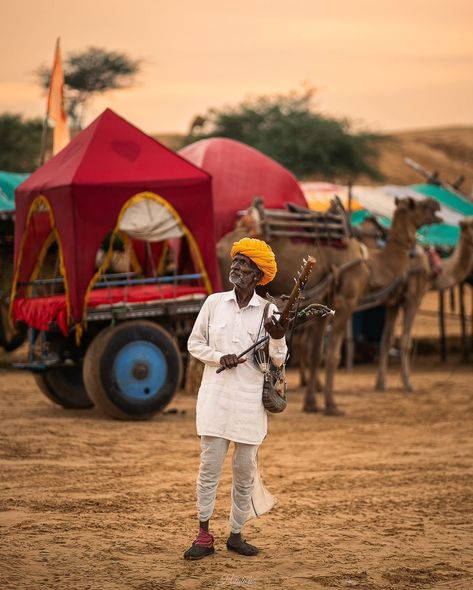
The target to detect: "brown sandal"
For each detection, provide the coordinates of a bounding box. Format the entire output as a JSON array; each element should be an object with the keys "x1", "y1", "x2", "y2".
[{"x1": 226, "y1": 538, "x2": 259, "y2": 556}]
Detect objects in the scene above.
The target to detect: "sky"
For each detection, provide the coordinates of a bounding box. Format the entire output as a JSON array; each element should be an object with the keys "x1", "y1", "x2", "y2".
[{"x1": 1, "y1": 0, "x2": 473, "y2": 135}]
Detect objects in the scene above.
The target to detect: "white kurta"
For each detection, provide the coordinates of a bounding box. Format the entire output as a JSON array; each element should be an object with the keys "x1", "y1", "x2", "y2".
[{"x1": 188, "y1": 290, "x2": 287, "y2": 445}]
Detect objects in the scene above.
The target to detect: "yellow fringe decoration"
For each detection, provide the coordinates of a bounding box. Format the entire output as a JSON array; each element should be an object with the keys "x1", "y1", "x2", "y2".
[
  {"x1": 9, "y1": 195, "x2": 72, "y2": 330},
  {"x1": 82, "y1": 191, "x2": 214, "y2": 330},
  {"x1": 11, "y1": 191, "x2": 214, "y2": 345}
]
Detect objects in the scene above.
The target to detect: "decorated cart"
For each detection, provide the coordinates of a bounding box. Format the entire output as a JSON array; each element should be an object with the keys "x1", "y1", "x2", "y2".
[{"x1": 10, "y1": 109, "x2": 221, "y2": 419}]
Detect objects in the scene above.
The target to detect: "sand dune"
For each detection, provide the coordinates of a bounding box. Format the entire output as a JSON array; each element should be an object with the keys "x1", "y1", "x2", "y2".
[
  {"x1": 372, "y1": 127, "x2": 473, "y2": 193},
  {"x1": 156, "y1": 127, "x2": 473, "y2": 195}
]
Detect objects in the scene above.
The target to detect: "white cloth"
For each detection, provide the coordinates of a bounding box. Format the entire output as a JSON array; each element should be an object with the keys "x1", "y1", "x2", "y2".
[
  {"x1": 188, "y1": 289, "x2": 287, "y2": 445},
  {"x1": 197, "y1": 436, "x2": 276, "y2": 533},
  {"x1": 248, "y1": 460, "x2": 277, "y2": 520},
  {"x1": 119, "y1": 197, "x2": 183, "y2": 242}
]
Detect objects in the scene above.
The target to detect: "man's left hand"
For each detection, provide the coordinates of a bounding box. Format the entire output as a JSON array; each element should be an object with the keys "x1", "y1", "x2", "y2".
[{"x1": 264, "y1": 314, "x2": 286, "y2": 339}]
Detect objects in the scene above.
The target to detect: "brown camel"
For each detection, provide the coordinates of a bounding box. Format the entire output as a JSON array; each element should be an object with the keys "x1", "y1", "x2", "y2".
[
  {"x1": 301, "y1": 196, "x2": 441, "y2": 414},
  {"x1": 217, "y1": 209, "x2": 368, "y2": 296},
  {"x1": 216, "y1": 196, "x2": 441, "y2": 414},
  {"x1": 375, "y1": 217, "x2": 473, "y2": 392}
]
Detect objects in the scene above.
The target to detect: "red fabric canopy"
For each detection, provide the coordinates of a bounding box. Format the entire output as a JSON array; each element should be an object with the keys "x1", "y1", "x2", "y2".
[
  {"x1": 179, "y1": 138, "x2": 307, "y2": 241},
  {"x1": 13, "y1": 284, "x2": 207, "y2": 336},
  {"x1": 13, "y1": 109, "x2": 221, "y2": 328}
]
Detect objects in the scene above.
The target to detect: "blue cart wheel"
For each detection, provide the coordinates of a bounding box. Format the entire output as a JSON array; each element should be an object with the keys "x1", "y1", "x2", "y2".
[
  {"x1": 83, "y1": 321, "x2": 182, "y2": 420},
  {"x1": 113, "y1": 340, "x2": 168, "y2": 402}
]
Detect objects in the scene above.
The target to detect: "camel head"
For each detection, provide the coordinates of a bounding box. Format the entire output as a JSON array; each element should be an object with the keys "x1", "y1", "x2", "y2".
[
  {"x1": 236, "y1": 209, "x2": 262, "y2": 238},
  {"x1": 391, "y1": 196, "x2": 441, "y2": 248},
  {"x1": 459, "y1": 217, "x2": 473, "y2": 246},
  {"x1": 394, "y1": 196, "x2": 442, "y2": 229},
  {"x1": 413, "y1": 197, "x2": 442, "y2": 228},
  {"x1": 235, "y1": 198, "x2": 265, "y2": 238}
]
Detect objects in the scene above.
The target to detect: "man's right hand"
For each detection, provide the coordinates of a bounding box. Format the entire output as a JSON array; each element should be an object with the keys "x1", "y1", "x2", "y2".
[{"x1": 219, "y1": 354, "x2": 247, "y2": 369}]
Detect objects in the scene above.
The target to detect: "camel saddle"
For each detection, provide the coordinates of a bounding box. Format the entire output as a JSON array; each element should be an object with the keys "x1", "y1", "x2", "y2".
[
  {"x1": 427, "y1": 247, "x2": 442, "y2": 279},
  {"x1": 252, "y1": 196, "x2": 353, "y2": 247}
]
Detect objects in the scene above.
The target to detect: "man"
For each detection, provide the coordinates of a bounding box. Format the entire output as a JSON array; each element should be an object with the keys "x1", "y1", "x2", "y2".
[{"x1": 184, "y1": 237, "x2": 287, "y2": 560}]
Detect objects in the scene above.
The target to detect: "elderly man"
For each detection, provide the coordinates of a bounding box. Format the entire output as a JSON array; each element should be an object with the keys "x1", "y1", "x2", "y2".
[{"x1": 184, "y1": 237, "x2": 287, "y2": 560}]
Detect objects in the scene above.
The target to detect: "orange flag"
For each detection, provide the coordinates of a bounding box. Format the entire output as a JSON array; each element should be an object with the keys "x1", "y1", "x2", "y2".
[{"x1": 47, "y1": 38, "x2": 70, "y2": 155}]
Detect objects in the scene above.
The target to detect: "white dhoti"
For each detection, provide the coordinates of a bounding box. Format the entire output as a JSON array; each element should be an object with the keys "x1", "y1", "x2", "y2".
[{"x1": 197, "y1": 436, "x2": 276, "y2": 533}]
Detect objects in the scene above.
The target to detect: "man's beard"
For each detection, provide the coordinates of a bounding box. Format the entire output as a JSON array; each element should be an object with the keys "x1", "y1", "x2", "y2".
[{"x1": 229, "y1": 270, "x2": 253, "y2": 289}]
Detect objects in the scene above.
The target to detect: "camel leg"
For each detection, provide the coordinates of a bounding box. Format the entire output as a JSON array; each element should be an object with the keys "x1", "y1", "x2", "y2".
[
  {"x1": 400, "y1": 298, "x2": 421, "y2": 393},
  {"x1": 323, "y1": 306, "x2": 353, "y2": 416},
  {"x1": 302, "y1": 319, "x2": 327, "y2": 413},
  {"x1": 375, "y1": 305, "x2": 399, "y2": 392}
]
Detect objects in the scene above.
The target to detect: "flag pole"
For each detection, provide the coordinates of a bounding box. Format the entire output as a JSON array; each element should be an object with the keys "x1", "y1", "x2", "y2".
[
  {"x1": 39, "y1": 112, "x2": 50, "y2": 166},
  {"x1": 39, "y1": 38, "x2": 60, "y2": 166},
  {"x1": 40, "y1": 38, "x2": 69, "y2": 165}
]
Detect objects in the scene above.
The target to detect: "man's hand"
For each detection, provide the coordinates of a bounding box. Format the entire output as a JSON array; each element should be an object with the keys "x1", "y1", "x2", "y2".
[
  {"x1": 219, "y1": 354, "x2": 247, "y2": 369},
  {"x1": 264, "y1": 314, "x2": 286, "y2": 339}
]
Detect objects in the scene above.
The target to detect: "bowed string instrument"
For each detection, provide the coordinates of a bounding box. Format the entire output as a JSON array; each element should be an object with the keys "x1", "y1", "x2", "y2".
[{"x1": 217, "y1": 255, "x2": 334, "y2": 373}]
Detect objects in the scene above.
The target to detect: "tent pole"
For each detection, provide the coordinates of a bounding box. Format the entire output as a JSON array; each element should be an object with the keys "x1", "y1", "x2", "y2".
[
  {"x1": 470, "y1": 285, "x2": 473, "y2": 358},
  {"x1": 347, "y1": 181, "x2": 353, "y2": 218},
  {"x1": 459, "y1": 282, "x2": 468, "y2": 362},
  {"x1": 439, "y1": 289, "x2": 447, "y2": 361},
  {"x1": 449, "y1": 286, "x2": 455, "y2": 313},
  {"x1": 39, "y1": 115, "x2": 49, "y2": 166}
]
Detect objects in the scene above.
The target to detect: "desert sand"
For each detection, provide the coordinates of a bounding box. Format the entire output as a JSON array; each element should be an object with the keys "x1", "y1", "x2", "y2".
[{"x1": 1, "y1": 356, "x2": 472, "y2": 590}]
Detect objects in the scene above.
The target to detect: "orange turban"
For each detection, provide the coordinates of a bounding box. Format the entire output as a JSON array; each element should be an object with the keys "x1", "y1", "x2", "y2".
[{"x1": 230, "y1": 237, "x2": 277, "y2": 285}]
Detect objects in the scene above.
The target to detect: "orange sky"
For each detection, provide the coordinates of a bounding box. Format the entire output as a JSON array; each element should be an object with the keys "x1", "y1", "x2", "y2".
[{"x1": 2, "y1": 0, "x2": 473, "y2": 134}]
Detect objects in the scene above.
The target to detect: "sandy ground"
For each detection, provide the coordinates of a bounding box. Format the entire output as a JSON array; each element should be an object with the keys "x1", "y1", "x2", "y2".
[
  {"x1": 408, "y1": 291, "x2": 473, "y2": 340},
  {"x1": 0, "y1": 358, "x2": 472, "y2": 590}
]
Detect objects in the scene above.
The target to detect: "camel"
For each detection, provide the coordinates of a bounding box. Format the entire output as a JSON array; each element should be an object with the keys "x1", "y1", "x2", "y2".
[
  {"x1": 217, "y1": 208, "x2": 368, "y2": 296},
  {"x1": 375, "y1": 217, "x2": 473, "y2": 392},
  {"x1": 216, "y1": 196, "x2": 441, "y2": 414},
  {"x1": 301, "y1": 196, "x2": 441, "y2": 414},
  {"x1": 295, "y1": 216, "x2": 388, "y2": 387}
]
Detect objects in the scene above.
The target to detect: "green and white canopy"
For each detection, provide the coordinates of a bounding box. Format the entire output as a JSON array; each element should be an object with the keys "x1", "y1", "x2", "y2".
[
  {"x1": 301, "y1": 181, "x2": 473, "y2": 249},
  {"x1": 0, "y1": 171, "x2": 30, "y2": 218}
]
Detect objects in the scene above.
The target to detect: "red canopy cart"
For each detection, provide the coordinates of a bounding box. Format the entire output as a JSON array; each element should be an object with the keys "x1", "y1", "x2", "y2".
[{"x1": 11, "y1": 109, "x2": 220, "y2": 419}]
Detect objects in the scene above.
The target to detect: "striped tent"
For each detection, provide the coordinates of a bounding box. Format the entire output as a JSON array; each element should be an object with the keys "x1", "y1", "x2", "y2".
[
  {"x1": 0, "y1": 171, "x2": 30, "y2": 219},
  {"x1": 300, "y1": 181, "x2": 473, "y2": 248}
]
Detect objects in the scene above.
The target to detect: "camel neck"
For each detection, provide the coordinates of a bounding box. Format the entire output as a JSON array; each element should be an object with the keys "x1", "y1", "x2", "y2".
[
  {"x1": 381, "y1": 210, "x2": 415, "y2": 266},
  {"x1": 439, "y1": 236, "x2": 473, "y2": 287}
]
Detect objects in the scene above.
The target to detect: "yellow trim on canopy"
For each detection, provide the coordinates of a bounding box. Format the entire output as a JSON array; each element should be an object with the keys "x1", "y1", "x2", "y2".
[
  {"x1": 82, "y1": 191, "x2": 214, "y2": 328},
  {"x1": 9, "y1": 195, "x2": 72, "y2": 330}
]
